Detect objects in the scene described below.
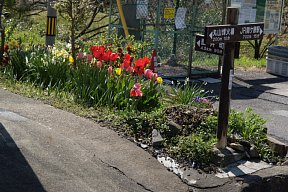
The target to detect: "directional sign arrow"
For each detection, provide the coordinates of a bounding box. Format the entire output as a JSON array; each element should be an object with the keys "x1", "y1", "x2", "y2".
[
  {"x1": 195, "y1": 34, "x2": 224, "y2": 56},
  {"x1": 204, "y1": 22, "x2": 264, "y2": 44},
  {"x1": 197, "y1": 40, "x2": 201, "y2": 47}
]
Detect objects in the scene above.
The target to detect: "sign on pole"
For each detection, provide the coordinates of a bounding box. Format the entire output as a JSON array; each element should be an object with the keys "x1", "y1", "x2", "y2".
[
  {"x1": 204, "y1": 22, "x2": 264, "y2": 44},
  {"x1": 195, "y1": 34, "x2": 240, "y2": 58},
  {"x1": 195, "y1": 35, "x2": 224, "y2": 55}
]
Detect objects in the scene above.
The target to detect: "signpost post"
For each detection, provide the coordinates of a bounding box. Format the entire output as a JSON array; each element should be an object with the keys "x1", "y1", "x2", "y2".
[
  {"x1": 215, "y1": 7, "x2": 239, "y2": 149},
  {"x1": 203, "y1": 7, "x2": 264, "y2": 149}
]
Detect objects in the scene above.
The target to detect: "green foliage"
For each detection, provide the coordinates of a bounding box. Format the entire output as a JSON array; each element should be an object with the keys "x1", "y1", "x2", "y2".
[
  {"x1": 70, "y1": 63, "x2": 137, "y2": 109},
  {"x1": 228, "y1": 108, "x2": 278, "y2": 162},
  {"x1": 123, "y1": 109, "x2": 169, "y2": 139},
  {"x1": 196, "y1": 114, "x2": 218, "y2": 141},
  {"x1": 235, "y1": 55, "x2": 266, "y2": 69},
  {"x1": 5, "y1": 48, "x2": 28, "y2": 80},
  {"x1": 169, "y1": 78, "x2": 212, "y2": 108},
  {"x1": 228, "y1": 108, "x2": 267, "y2": 144},
  {"x1": 6, "y1": 47, "x2": 71, "y2": 90},
  {"x1": 169, "y1": 134, "x2": 216, "y2": 164}
]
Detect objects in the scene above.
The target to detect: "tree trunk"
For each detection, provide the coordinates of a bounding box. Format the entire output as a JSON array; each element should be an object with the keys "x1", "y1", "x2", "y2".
[{"x1": 254, "y1": 40, "x2": 260, "y2": 59}]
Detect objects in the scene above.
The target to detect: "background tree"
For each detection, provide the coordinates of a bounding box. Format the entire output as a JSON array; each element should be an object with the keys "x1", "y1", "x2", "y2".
[{"x1": 55, "y1": 0, "x2": 113, "y2": 67}]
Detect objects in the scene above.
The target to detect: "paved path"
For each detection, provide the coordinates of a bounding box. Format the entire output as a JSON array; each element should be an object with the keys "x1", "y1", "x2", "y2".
[
  {"x1": 206, "y1": 70, "x2": 288, "y2": 144},
  {"x1": 0, "y1": 89, "x2": 189, "y2": 192}
]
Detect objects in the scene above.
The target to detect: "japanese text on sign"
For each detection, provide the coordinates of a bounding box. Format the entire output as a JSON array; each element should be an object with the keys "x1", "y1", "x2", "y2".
[
  {"x1": 195, "y1": 35, "x2": 224, "y2": 55},
  {"x1": 205, "y1": 22, "x2": 264, "y2": 43}
]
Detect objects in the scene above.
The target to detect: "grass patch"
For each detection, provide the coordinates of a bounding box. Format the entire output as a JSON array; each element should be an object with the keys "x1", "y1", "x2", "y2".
[{"x1": 234, "y1": 56, "x2": 266, "y2": 70}]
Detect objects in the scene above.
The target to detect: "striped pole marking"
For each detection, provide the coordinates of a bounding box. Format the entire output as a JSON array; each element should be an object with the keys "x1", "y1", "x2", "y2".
[{"x1": 46, "y1": 16, "x2": 57, "y2": 36}]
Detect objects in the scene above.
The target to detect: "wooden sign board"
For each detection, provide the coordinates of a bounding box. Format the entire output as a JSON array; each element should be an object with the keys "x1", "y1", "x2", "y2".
[
  {"x1": 195, "y1": 34, "x2": 224, "y2": 55},
  {"x1": 195, "y1": 34, "x2": 240, "y2": 58},
  {"x1": 205, "y1": 22, "x2": 264, "y2": 44}
]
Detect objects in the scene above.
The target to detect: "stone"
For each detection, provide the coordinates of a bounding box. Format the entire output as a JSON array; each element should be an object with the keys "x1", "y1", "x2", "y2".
[
  {"x1": 249, "y1": 144, "x2": 260, "y2": 158},
  {"x1": 267, "y1": 136, "x2": 288, "y2": 157},
  {"x1": 282, "y1": 160, "x2": 288, "y2": 166},
  {"x1": 167, "y1": 54, "x2": 177, "y2": 66},
  {"x1": 212, "y1": 147, "x2": 246, "y2": 167},
  {"x1": 229, "y1": 143, "x2": 245, "y2": 152},
  {"x1": 140, "y1": 143, "x2": 148, "y2": 149},
  {"x1": 239, "y1": 140, "x2": 251, "y2": 150},
  {"x1": 166, "y1": 121, "x2": 182, "y2": 138},
  {"x1": 152, "y1": 129, "x2": 164, "y2": 147}
]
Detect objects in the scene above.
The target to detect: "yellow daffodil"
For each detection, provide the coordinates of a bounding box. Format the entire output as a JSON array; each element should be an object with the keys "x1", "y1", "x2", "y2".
[
  {"x1": 115, "y1": 68, "x2": 122, "y2": 75},
  {"x1": 157, "y1": 77, "x2": 163, "y2": 84}
]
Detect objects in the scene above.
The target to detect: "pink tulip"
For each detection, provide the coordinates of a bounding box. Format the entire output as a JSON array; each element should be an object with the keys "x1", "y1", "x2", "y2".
[
  {"x1": 77, "y1": 52, "x2": 84, "y2": 59},
  {"x1": 87, "y1": 54, "x2": 93, "y2": 63},
  {"x1": 108, "y1": 66, "x2": 113, "y2": 73},
  {"x1": 96, "y1": 61, "x2": 103, "y2": 68}
]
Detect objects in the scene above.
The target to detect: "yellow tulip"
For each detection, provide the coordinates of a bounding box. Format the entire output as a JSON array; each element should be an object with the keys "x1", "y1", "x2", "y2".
[
  {"x1": 157, "y1": 77, "x2": 163, "y2": 84},
  {"x1": 115, "y1": 68, "x2": 122, "y2": 75},
  {"x1": 69, "y1": 55, "x2": 74, "y2": 64}
]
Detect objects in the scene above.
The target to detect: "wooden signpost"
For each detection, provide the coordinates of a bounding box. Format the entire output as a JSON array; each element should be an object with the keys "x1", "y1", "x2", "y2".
[{"x1": 203, "y1": 7, "x2": 264, "y2": 149}]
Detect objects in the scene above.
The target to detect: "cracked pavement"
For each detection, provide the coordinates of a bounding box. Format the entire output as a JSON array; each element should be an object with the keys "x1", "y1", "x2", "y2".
[{"x1": 0, "y1": 89, "x2": 189, "y2": 192}]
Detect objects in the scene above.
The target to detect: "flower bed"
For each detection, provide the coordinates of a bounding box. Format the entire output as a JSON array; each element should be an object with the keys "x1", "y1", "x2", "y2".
[{"x1": 0, "y1": 37, "x2": 283, "y2": 170}]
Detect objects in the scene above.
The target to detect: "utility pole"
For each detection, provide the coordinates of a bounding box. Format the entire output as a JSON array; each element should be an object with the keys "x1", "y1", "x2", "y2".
[
  {"x1": 216, "y1": 7, "x2": 239, "y2": 149},
  {"x1": 46, "y1": 0, "x2": 57, "y2": 46}
]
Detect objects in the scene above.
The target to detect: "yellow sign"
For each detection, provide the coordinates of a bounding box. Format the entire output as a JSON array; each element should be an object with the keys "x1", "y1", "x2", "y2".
[
  {"x1": 164, "y1": 8, "x2": 175, "y2": 19},
  {"x1": 46, "y1": 16, "x2": 57, "y2": 36}
]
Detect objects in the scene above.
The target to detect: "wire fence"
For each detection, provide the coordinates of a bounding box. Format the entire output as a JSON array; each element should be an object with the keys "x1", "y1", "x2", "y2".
[{"x1": 109, "y1": 0, "x2": 224, "y2": 77}]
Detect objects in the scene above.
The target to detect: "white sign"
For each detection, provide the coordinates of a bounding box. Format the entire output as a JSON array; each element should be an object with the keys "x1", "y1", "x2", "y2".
[
  {"x1": 136, "y1": 0, "x2": 148, "y2": 19},
  {"x1": 231, "y1": 0, "x2": 257, "y2": 24},
  {"x1": 264, "y1": 0, "x2": 283, "y2": 34},
  {"x1": 204, "y1": 0, "x2": 212, "y2": 4},
  {"x1": 175, "y1": 7, "x2": 187, "y2": 29}
]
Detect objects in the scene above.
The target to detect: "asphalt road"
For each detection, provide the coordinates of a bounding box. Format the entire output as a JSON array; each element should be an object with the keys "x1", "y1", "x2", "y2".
[
  {"x1": 0, "y1": 89, "x2": 189, "y2": 192},
  {"x1": 207, "y1": 70, "x2": 288, "y2": 144}
]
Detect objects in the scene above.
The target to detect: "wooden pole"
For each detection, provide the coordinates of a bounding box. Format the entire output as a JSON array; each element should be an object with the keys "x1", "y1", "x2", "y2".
[{"x1": 216, "y1": 7, "x2": 239, "y2": 149}]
